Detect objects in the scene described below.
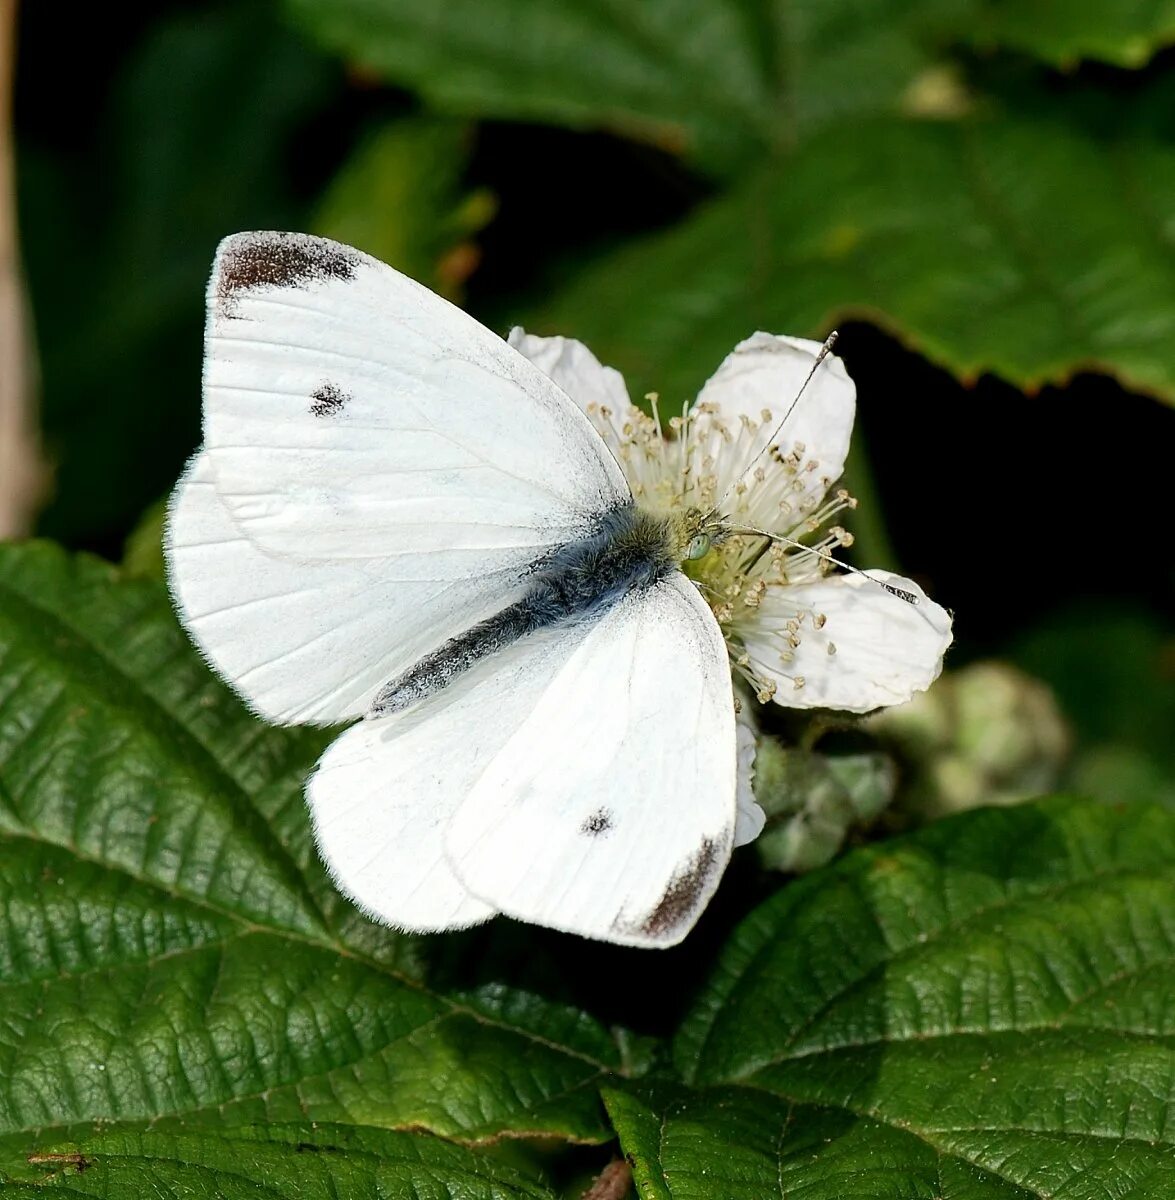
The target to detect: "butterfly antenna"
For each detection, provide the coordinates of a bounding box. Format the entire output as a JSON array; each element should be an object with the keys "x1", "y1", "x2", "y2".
[
  {"x1": 717, "y1": 331, "x2": 840, "y2": 510},
  {"x1": 723, "y1": 523, "x2": 919, "y2": 605}
]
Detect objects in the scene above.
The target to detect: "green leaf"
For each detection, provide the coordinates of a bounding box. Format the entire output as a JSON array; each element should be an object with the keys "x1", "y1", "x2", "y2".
[
  {"x1": 314, "y1": 118, "x2": 496, "y2": 301},
  {"x1": 0, "y1": 543, "x2": 617, "y2": 1147},
  {"x1": 607, "y1": 798, "x2": 1175, "y2": 1197},
  {"x1": 527, "y1": 111, "x2": 1175, "y2": 404},
  {"x1": 1013, "y1": 606, "x2": 1175, "y2": 812},
  {"x1": 1014, "y1": 607, "x2": 1175, "y2": 770},
  {"x1": 121, "y1": 499, "x2": 168, "y2": 580},
  {"x1": 972, "y1": 1, "x2": 1175, "y2": 69},
  {"x1": 283, "y1": 0, "x2": 969, "y2": 174},
  {"x1": 3, "y1": 1123, "x2": 554, "y2": 1197}
]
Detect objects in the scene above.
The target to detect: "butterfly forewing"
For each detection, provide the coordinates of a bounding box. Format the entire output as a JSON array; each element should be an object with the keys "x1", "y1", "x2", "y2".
[
  {"x1": 202, "y1": 231, "x2": 628, "y2": 565},
  {"x1": 167, "y1": 232, "x2": 631, "y2": 725}
]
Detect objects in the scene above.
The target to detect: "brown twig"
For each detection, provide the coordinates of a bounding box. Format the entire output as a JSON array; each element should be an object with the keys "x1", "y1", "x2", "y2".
[
  {"x1": 27, "y1": 1152, "x2": 91, "y2": 1172},
  {"x1": 0, "y1": 0, "x2": 45, "y2": 537},
  {"x1": 580, "y1": 1158, "x2": 633, "y2": 1200}
]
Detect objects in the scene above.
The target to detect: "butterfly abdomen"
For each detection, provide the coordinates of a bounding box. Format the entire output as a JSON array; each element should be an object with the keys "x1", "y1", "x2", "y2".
[{"x1": 369, "y1": 504, "x2": 678, "y2": 717}]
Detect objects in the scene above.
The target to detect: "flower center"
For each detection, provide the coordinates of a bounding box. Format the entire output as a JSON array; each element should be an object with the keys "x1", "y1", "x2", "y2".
[{"x1": 584, "y1": 394, "x2": 859, "y2": 704}]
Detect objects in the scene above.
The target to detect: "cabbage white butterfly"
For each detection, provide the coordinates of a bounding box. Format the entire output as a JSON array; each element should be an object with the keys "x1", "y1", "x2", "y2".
[{"x1": 166, "y1": 231, "x2": 932, "y2": 948}]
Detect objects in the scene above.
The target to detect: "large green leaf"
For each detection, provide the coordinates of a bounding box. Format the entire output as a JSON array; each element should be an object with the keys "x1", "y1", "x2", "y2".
[
  {"x1": 604, "y1": 798, "x2": 1175, "y2": 1197},
  {"x1": 283, "y1": 0, "x2": 968, "y2": 174},
  {"x1": 526, "y1": 110, "x2": 1175, "y2": 404},
  {"x1": 0, "y1": 543, "x2": 618, "y2": 1148},
  {"x1": 973, "y1": 1, "x2": 1175, "y2": 68},
  {"x1": 3, "y1": 1124, "x2": 553, "y2": 1198}
]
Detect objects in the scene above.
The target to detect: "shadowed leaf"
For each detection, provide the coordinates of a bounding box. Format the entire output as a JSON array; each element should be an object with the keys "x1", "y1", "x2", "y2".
[
  {"x1": 527, "y1": 112, "x2": 1175, "y2": 405},
  {"x1": 0, "y1": 542, "x2": 618, "y2": 1149},
  {"x1": 284, "y1": 0, "x2": 970, "y2": 175},
  {"x1": 604, "y1": 798, "x2": 1175, "y2": 1197}
]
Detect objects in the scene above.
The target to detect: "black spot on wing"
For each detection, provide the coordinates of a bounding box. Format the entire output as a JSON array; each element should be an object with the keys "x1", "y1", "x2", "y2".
[
  {"x1": 636, "y1": 837, "x2": 721, "y2": 938},
  {"x1": 581, "y1": 808, "x2": 613, "y2": 836},
  {"x1": 216, "y1": 232, "x2": 359, "y2": 316},
  {"x1": 310, "y1": 382, "x2": 350, "y2": 417}
]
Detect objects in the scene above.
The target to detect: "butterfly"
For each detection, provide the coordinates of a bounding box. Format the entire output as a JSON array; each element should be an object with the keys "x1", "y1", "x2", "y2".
[
  {"x1": 166, "y1": 230, "x2": 955, "y2": 947},
  {"x1": 165, "y1": 230, "x2": 753, "y2": 948}
]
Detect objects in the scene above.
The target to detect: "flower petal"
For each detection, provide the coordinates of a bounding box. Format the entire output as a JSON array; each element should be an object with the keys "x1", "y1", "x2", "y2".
[
  {"x1": 743, "y1": 571, "x2": 952, "y2": 714},
  {"x1": 695, "y1": 333, "x2": 856, "y2": 528},
  {"x1": 508, "y1": 328, "x2": 635, "y2": 422},
  {"x1": 734, "y1": 703, "x2": 765, "y2": 846}
]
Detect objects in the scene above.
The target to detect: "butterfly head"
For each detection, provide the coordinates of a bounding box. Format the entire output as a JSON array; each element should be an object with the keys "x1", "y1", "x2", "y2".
[{"x1": 668, "y1": 506, "x2": 730, "y2": 566}]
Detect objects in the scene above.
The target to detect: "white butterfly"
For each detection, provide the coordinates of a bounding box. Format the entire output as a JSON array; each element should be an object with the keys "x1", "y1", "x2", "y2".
[
  {"x1": 166, "y1": 231, "x2": 745, "y2": 948},
  {"x1": 168, "y1": 232, "x2": 956, "y2": 946}
]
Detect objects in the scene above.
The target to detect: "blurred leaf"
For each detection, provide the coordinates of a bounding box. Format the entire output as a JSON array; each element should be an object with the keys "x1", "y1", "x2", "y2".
[
  {"x1": 315, "y1": 118, "x2": 495, "y2": 300},
  {"x1": 284, "y1": 0, "x2": 969, "y2": 175},
  {"x1": 1071, "y1": 744, "x2": 1175, "y2": 810},
  {"x1": 22, "y1": 6, "x2": 336, "y2": 546},
  {"x1": 972, "y1": 2, "x2": 1175, "y2": 68},
  {"x1": 869, "y1": 661, "x2": 1071, "y2": 819},
  {"x1": 121, "y1": 497, "x2": 168, "y2": 579},
  {"x1": 1014, "y1": 607, "x2": 1175, "y2": 768},
  {"x1": 1013, "y1": 606, "x2": 1174, "y2": 811},
  {"x1": 527, "y1": 111, "x2": 1175, "y2": 405},
  {"x1": 608, "y1": 799, "x2": 1175, "y2": 1197},
  {"x1": 0, "y1": 542, "x2": 618, "y2": 1144},
  {"x1": 4, "y1": 1124, "x2": 554, "y2": 1197}
]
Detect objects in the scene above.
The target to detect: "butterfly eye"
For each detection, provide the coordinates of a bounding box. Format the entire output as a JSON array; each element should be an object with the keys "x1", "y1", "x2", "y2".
[{"x1": 686, "y1": 533, "x2": 711, "y2": 561}]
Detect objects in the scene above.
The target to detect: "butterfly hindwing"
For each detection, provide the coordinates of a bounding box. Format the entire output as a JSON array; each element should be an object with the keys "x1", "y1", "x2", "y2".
[
  {"x1": 167, "y1": 453, "x2": 527, "y2": 724},
  {"x1": 306, "y1": 572, "x2": 736, "y2": 947},
  {"x1": 304, "y1": 620, "x2": 597, "y2": 932},
  {"x1": 446, "y1": 572, "x2": 737, "y2": 947}
]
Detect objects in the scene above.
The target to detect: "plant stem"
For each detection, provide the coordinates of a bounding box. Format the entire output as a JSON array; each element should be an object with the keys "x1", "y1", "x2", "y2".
[{"x1": 0, "y1": 0, "x2": 45, "y2": 538}]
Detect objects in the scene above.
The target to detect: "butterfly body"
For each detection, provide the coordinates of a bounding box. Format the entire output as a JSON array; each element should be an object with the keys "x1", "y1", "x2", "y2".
[{"x1": 372, "y1": 502, "x2": 684, "y2": 715}]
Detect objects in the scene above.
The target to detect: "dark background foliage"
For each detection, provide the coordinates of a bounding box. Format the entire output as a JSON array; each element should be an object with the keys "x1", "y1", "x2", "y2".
[{"x1": 17, "y1": 1, "x2": 1173, "y2": 644}]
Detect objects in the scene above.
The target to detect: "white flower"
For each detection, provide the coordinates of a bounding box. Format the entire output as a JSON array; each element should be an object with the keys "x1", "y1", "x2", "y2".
[
  {"x1": 509, "y1": 328, "x2": 954, "y2": 835},
  {"x1": 733, "y1": 700, "x2": 765, "y2": 846}
]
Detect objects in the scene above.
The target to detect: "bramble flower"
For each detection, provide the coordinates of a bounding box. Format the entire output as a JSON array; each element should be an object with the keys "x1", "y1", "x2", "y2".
[{"x1": 509, "y1": 328, "x2": 953, "y2": 839}]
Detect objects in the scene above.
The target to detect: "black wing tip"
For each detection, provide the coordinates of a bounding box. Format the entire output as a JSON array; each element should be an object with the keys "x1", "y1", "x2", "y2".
[
  {"x1": 211, "y1": 231, "x2": 363, "y2": 316},
  {"x1": 623, "y1": 834, "x2": 727, "y2": 943}
]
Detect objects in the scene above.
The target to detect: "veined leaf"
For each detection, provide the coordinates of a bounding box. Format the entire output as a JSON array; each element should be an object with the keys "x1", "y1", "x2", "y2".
[
  {"x1": 527, "y1": 112, "x2": 1175, "y2": 404},
  {"x1": 283, "y1": 0, "x2": 969, "y2": 174},
  {"x1": 3, "y1": 1123, "x2": 554, "y2": 1197},
  {"x1": 0, "y1": 543, "x2": 617, "y2": 1146},
  {"x1": 606, "y1": 798, "x2": 1175, "y2": 1198}
]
